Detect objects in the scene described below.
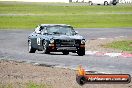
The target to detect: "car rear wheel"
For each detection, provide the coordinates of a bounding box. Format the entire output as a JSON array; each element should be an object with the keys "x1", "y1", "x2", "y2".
[
  {"x1": 28, "y1": 40, "x2": 36, "y2": 53},
  {"x1": 77, "y1": 48, "x2": 85, "y2": 56},
  {"x1": 43, "y1": 40, "x2": 50, "y2": 54},
  {"x1": 62, "y1": 51, "x2": 69, "y2": 55}
]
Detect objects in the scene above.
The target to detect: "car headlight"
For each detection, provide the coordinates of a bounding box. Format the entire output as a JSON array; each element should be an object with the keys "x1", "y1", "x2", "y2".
[
  {"x1": 50, "y1": 39, "x2": 54, "y2": 44},
  {"x1": 81, "y1": 40, "x2": 85, "y2": 44}
]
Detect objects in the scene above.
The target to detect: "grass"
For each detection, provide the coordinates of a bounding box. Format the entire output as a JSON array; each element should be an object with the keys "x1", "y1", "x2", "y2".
[
  {"x1": 105, "y1": 40, "x2": 132, "y2": 53},
  {"x1": 0, "y1": 1, "x2": 132, "y2": 29},
  {"x1": 0, "y1": 14, "x2": 131, "y2": 29},
  {"x1": 0, "y1": 82, "x2": 51, "y2": 88},
  {"x1": 26, "y1": 82, "x2": 51, "y2": 88}
]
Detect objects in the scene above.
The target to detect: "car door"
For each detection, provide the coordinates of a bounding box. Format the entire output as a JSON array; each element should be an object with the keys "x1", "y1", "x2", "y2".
[
  {"x1": 36, "y1": 33, "x2": 44, "y2": 50},
  {"x1": 30, "y1": 32, "x2": 39, "y2": 49},
  {"x1": 31, "y1": 26, "x2": 41, "y2": 49},
  {"x1": 35, "y1": 26, "x2": 46, "y2": 50}
]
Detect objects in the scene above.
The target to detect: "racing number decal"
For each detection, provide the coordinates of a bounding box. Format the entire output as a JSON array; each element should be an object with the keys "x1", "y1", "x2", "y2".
[{"x1": 37, "y1": 38, "x2": 41, "y2": 45}]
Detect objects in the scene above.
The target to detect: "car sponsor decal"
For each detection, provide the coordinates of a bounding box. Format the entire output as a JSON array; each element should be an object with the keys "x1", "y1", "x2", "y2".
[{"x1": 37, "y1": 38, "x2": 41, "y2": 45}]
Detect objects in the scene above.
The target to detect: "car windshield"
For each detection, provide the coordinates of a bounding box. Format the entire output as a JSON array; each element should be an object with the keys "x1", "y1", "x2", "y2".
[{"x1": 46, "y1": 26, "x2": 75, "y2": 36}]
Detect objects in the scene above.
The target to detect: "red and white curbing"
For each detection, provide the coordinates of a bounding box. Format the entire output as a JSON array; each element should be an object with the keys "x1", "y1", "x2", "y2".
[
  {"x1": 85, "y1": 51, "x2": 132, "y2": 58},
  {"x1": 121, "y1": 53, "x2": 132, "y2": 58}
]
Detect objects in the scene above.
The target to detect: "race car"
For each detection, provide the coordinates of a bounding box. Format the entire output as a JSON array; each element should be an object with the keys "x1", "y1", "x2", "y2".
[{"x1": 28, "y1": 24, "x2": 85, "y2": 56}]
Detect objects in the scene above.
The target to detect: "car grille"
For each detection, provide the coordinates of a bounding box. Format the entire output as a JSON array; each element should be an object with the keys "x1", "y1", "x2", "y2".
[
  {"x1": 61, "y1": 40, "x2": 75, "y2": 45},
  {"x1": 55, "y1": 39, "x2": 75, "y2": 46},
  {"x1": 55, "y1": 39, "x2": 81, "y2": 47}
]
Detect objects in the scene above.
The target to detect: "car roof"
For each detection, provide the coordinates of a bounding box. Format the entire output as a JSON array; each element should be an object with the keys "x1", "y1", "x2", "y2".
[{"x1": 40, "y1": 24, "x2": 71, "y2": 27}]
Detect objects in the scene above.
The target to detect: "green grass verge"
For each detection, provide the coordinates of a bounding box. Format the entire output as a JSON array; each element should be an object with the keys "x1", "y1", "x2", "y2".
[
  {"x1": 0, "y1": 1, "x2": 132, "y2": 29},
  {"x1": 0, "y1": 14, "x2": 131, "y2": 29},
  {"x1": 26, "y1": 82, "x2": 51, "y2": 88},
  {"x1": 105, "y1": 40, "x2": 132, "y2": 52},
  {"x1": 0, "y1": 82, "x2": 51, "y2": 88}
]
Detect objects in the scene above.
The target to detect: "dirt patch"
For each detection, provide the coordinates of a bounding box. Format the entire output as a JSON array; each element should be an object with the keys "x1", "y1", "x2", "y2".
[
  {"x1": 85, "y1": 36, "x2": 132, "y2": 53},
  {"x1": 129, "y1": 42, "x2": 132, "y2": 47},
  {"x1": 0, "y1": 60, "x2": 131, "y2": 88}
]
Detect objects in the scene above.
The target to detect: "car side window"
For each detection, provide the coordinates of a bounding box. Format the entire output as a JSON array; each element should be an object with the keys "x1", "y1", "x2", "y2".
[{"x1": 41, "y1": 26, "x2": 48, "y2": 35}]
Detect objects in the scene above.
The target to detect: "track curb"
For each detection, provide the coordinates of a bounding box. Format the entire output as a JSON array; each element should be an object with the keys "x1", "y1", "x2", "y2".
[{"x1": 85, "y1": 51, "x2": 132, "y2": 58}]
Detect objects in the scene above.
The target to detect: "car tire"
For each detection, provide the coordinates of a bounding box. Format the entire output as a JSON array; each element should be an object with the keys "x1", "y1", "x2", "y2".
[
  {"x1": 77, "y1": 48, "x2": 85, "y2": 56},
  {"x1": 76, "y1": 76, "x2": 86, "y2": 85},
  {"x1": 43, "y1": 40, "x2": 50, "y2": 54},
  {"x1": 28, "y1": 40, "x2": 36, "y2": 53},
  {"x1": 113, "y1": 3, "x2": 117, "y2": 5},
  {"x1": 104, "y1": 1, "x2": 108, "y2": 5},
  {"x1": 89, "y1": 1, "x2": 93, "y2": 5},
  {"x1": 62, "y1": 51, "x2": 69, "y2": 55}
]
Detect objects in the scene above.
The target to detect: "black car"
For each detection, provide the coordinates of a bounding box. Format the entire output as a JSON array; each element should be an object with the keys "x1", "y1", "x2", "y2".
[{"x1": 28, "y1": 24, "x2": 85, "y2": 56}]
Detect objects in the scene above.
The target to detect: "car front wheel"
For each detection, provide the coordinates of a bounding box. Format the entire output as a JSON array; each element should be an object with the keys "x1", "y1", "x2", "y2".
[
  {"x1": 43, "y1": 40, "x2": 50, "y2": 54},
  {"x1": 77, "y1": 48, "x2": 85, "y2": 56},
  {"x1": 28, "y1": 40, "x2": 36, "y2": 53}
]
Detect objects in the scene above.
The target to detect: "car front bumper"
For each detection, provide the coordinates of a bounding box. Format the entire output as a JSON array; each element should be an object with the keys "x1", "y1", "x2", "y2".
[
  {"x1": 48, "y1": 44, "x2": 85, "y2": 52},
  {"x1": 57, "y1": 47, "x2": 77, "y2": 51}
]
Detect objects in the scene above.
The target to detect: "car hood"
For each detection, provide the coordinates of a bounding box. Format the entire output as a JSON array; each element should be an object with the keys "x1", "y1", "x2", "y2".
[{"x1": 46, "y1": 34, "x2": 84, "y2": 40}]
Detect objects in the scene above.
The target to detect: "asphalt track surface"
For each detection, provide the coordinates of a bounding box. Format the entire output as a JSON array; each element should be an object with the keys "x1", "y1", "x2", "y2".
[{"x1": 0, "y1": 28, "x2": 132, "y2": 74}]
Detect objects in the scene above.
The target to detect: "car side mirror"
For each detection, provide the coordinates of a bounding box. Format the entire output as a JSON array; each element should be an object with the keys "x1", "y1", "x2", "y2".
[{"x1": 75, "y1": 31, "x2": 78, "y2": 35}]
